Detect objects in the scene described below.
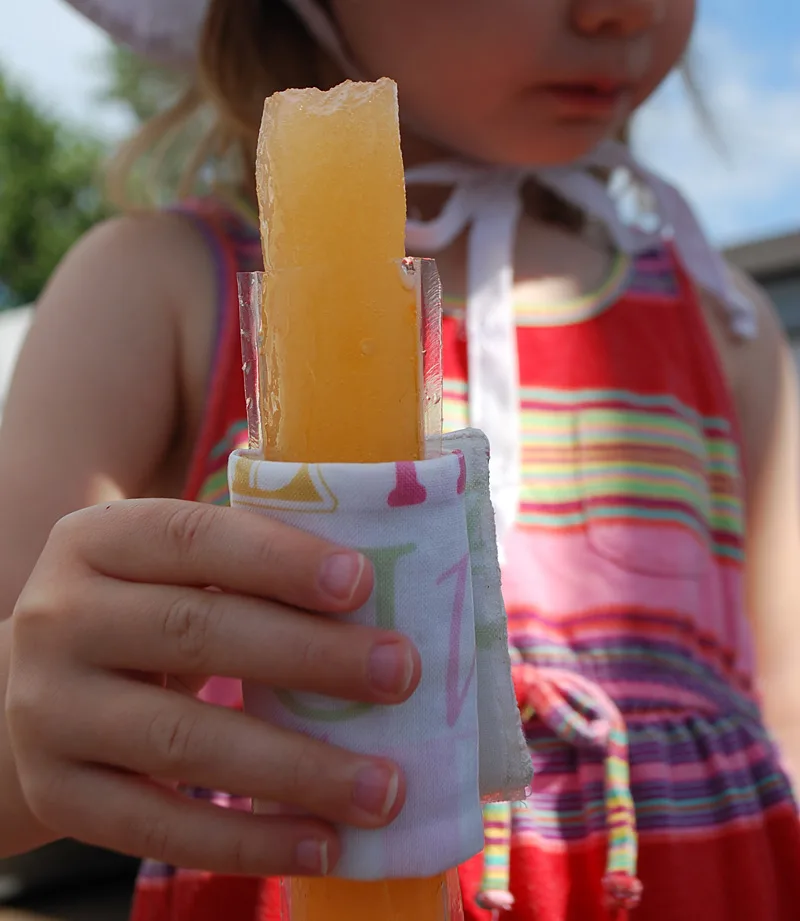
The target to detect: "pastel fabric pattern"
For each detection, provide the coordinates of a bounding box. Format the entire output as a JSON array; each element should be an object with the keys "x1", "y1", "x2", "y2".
[{"x1": 228, "y1": 435, "x2": 522, "y2": 879}]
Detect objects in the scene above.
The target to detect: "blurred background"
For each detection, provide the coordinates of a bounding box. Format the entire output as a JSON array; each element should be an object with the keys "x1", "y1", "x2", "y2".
[{"x1": 0, "y1": 0, "x2": 798, "y2": 918}]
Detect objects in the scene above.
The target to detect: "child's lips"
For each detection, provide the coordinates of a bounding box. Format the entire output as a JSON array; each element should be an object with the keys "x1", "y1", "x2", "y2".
[{"x1": 539, "y1": 81, "x2": 631, "y2": 117}]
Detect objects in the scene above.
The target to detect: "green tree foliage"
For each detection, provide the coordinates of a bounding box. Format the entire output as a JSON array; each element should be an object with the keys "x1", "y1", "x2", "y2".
[
  {"x1": 99, "y1": 45, "x2": 185, "y2": 124},
  {"x1": 0, "y1": 69, "x2": 109, "y2": 306},
  {"x1": 0, "y1": 46, "x2": 202, "y2": 307},
  {"x1": 99, "y1": 46, "x2": 207, "y2": 206}
]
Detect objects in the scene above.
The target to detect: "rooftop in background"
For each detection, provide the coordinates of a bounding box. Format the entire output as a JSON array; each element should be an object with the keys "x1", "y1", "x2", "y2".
[
  {"x1": 725, "y1": 230, "x2": 800, "y2": 278},
  {"x1": 724, "y1": 230, "x2": 800, "y2": 335}
]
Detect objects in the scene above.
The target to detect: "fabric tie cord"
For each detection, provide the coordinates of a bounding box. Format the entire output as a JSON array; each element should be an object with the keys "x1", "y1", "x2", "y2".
[{"x1": 476, "y1": 661, "x2": 641, "y2": 918}]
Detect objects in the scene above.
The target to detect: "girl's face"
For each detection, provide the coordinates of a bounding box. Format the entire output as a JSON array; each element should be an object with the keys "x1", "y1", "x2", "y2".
[{"x1": 330, "y1": 0, "x2": 695, "y2": 165}]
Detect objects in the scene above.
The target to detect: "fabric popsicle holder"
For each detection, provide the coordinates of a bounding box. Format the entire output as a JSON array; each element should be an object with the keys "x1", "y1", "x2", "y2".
[
  {"x1": 449, "y1": 429, "x2": 532, "y2": 801},
  {"x1": 228, "y1": 427, "x2": 530, "y2": 880}
]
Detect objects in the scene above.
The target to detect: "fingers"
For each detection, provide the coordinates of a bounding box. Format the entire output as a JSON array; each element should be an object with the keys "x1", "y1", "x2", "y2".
[
  {"x1": 9, "y1": 497, "x2": 416, "y2": 868},
  {"x1": 49, "y1": 499, "x2": 373, "y2": 613},
  {"x1": 31, "y1": 674, "x2": 405, "y2": 830},
  {"x1": 22, "y1": 762, "x2": 339, "y2": 876},
  {"x1": 72, "y1": 578, "x2": 420, "y2": 703}
]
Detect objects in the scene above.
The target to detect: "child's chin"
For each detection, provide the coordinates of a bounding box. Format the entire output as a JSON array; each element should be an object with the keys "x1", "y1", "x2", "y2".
[
  {"x1": 515, "y1": 124, "x2": 620, "y2": 166},
  {"x1": 451, "y1": 123, "x2": 619, "y2": 169}
]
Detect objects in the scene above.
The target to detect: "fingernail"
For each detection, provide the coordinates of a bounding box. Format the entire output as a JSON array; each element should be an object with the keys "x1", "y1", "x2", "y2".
[
  {"x1": 353, "y1": 763, "x2": 399, "y2": 818},
  {"x1": 369, "y1": 641, "x2": 414, "y2": 696},
  {"x1": 296, "y1": 839, "x2": 330, "y2": 875},
  {"x1": 319, "y1": 552, "x2": 365, "y2": 603}
]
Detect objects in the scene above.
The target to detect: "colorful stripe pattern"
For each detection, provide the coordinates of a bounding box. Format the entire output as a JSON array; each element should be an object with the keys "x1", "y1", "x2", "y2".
[
  {"x1": 513, "y1": 665, "x2": 640, "y2": 909},
  {"x1": 439, "y1": 244, "x2": 800, "y2": 918},
  {"x1": 445, "y1": 384, "x2": 744, "y2": 562},
  {"x1": 477, "y1": 801, "x2": 514, "y2": 911},
  {"x1": 197, "y1": 421, "x2": 249, "y2": 504}
]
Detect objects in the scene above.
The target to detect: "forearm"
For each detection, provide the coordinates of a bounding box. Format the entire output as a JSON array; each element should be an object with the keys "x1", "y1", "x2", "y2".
[{"x1": 0, "y1": 618, "x2": 56, "y2": 856}]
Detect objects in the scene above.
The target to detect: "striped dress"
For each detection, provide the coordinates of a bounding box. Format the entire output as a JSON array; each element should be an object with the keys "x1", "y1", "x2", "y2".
[{"x1": 130, "y1": 201, "x2": 800, "y2": 921}]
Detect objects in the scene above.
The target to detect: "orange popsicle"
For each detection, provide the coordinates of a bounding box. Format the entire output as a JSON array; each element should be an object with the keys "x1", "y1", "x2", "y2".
[
  {"x1": 255, "y1": 78, "x2": 457, "y2": 920},
  {"x1": 256, "y1": 78, "x2": 423, "y2": 464}
]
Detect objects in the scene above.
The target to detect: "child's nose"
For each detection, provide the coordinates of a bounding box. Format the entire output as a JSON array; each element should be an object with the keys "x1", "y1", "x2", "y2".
[{"x1": 569, "y1": 0, "x2": 665, "y2": 37}]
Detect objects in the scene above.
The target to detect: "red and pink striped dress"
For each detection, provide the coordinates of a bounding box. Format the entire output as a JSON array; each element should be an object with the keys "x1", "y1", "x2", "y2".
[{"x1": 130, "y1": 200, "x2": 800, "y2": 921}]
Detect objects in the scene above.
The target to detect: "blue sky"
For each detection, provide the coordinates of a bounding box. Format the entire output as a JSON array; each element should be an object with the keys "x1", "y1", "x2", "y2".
[
  {"x1": 636, "y1": 0, "x2": 800, "y2": 244},
  {"x1": 1, "y1": 0, "x2": 798, "y2": 247}
]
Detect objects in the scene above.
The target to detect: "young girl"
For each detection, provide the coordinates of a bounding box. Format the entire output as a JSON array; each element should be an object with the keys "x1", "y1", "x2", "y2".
[{"x1": 1, "y1": 1, "x2": 799, "y2": 919}]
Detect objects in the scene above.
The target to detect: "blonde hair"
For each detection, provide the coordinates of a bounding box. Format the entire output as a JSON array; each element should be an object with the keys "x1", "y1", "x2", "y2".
[
  {"x1": 108, "y1": 0, "x2": 711, "y2": 215},
  {"x1": 106, "y1": 0, "x2": 323, "y2": 209}
]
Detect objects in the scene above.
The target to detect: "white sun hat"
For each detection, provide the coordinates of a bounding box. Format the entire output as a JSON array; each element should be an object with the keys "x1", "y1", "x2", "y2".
[
  {"x1": 64, "y1": 0, "x2": 356, "y2": 71},
  {"x1": 64, "y1": 0, "x2": 206, "y2": 66}
]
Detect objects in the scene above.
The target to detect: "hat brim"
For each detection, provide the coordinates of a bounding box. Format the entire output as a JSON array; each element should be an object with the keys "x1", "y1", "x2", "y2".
[{"x1": 64, "y1": 0, "x2": 208, "y2": 67}]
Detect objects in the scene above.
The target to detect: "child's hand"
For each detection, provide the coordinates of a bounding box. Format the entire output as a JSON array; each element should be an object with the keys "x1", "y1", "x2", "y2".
[{"x1": 6, "y1": 498, "x2": 419, "y2": 877}]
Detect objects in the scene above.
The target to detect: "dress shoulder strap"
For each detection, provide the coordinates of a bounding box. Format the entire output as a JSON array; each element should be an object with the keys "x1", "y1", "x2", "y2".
[{"x1": 170, "y1": 198, "x2": 261, "y2": 502}]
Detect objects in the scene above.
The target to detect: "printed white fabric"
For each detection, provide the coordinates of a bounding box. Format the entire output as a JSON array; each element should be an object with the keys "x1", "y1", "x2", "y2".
[{"x1": 228, "y1": 429, "x2": 530, "y2": 880}]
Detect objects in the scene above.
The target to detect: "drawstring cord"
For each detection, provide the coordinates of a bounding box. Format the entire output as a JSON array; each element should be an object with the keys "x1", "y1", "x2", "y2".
[
  {"x1": 476, "y1": 801, "x2": 515, "y2": 916},
  {"x1": 477, "y1": 663, "x2": 642, "y2": 918}
]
